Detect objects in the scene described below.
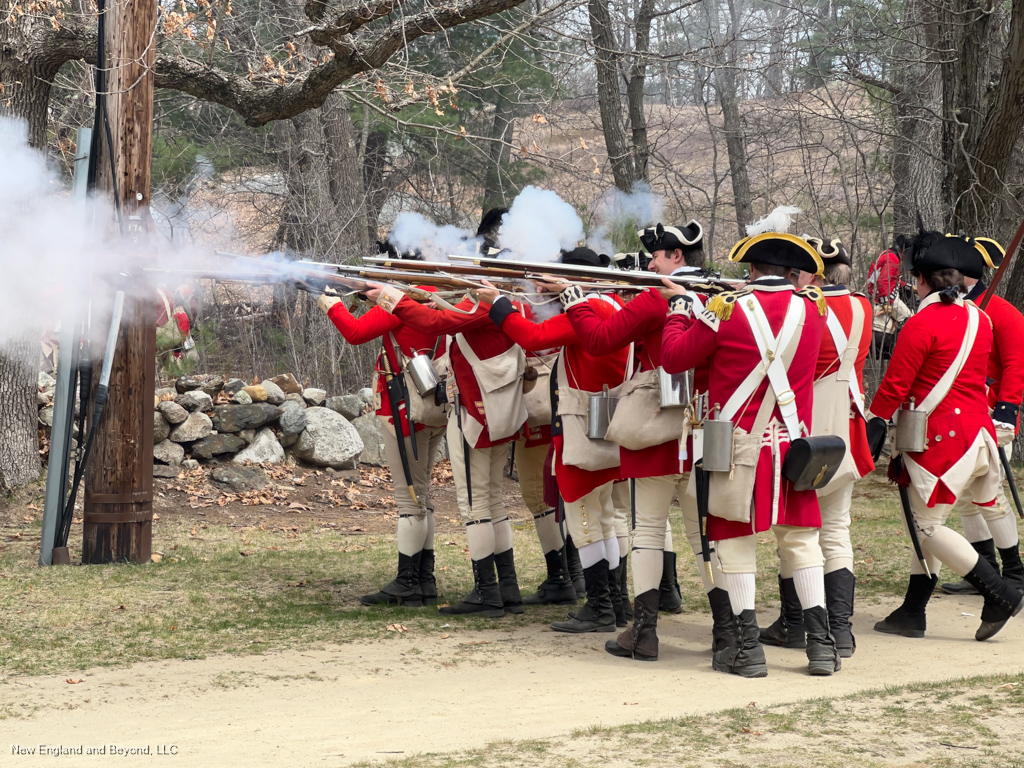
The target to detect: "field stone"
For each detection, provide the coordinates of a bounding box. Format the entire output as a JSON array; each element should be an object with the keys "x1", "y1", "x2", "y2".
[
  {"x1": 153, "y1": 464, "x2": 179, "y2": 479},
  {"x1": 157, "y1": 400, "x2": 189, "y2": 424},
  {"x1": 169, "y1": 411, "x2": 213, "y2": 443},
  {"x1": 284, "y1": 393, "x2": 307, "y2": 408},
  {"x1": 38, "y1": 372, "x2": 56, "y2": 390},
  {"x1": 233, "y1": 427, "x2": 285, "y2": 465},
  {"x1": 154, "y1": 412, "x2": 171, "y2": 444},
  {"x1": 260, "y1": 379, "x2": 286, "y2": 405},
  {"x1": 269, "y1": 373, "x2": 302, "y2": 395},
  {"x1": 38, "y1": 405, "x2": 54, "y2": 427},
  {"x1": 182, "y1": 459, "x2": 200, "y2": 470},
  {"x1": 238, "y1": 428, "x2": 256, "y2": 445},
  {"x1": 37, "y1": 391, "x2": 50, "y2": 406},
  {"x1": 231, "y1": 389, "x2": 253, "y2": 405},
  {"x1": 302, "y1": 387, "x2": 327, "y2": 406},
  {"x1": 293, "y1": 407, "x2": 363, "y2": 469},
  {"x1": 352, "y1": 413, "x2": 386, "y2": 467},
  {"x1": 210, "y1": 465, "x2": 267, "y2": 492},
  {"x1": 153, "y1": 439, "x2": 185, "y2": 465},
  {"x1": 175, "y1": 376, "x2": 203, "y2": 394},
  {"x1": 278, "y1": 400, "x2": 308, "y2": 436},
  {"x1": 223, "y1": 379, "x2": 246, "y2": 396},
  {"x1": 242, "y1": 385, "x2": 268, "y2": 403},
  {"x1": 326, "y1": 394, "x2": 365, "y2": 422},
  {"x1": 357, "y1": 387, "x2": 375, "y2": 405},
  {"x1": 279, "y1": 432, "x2": 298, "y2": 448},
  {"x1": 199, "y1": 377, "x2": 224, "y2": 398},
  {"x1": 191, "y1": 433, "x2": 246, "y2": 460},
  {"x1": 175, "y1": 390, "x2": 214, "y2": 413},
  {"x1": 212, "y1": 403, "x2": 281, "y2": 433}
]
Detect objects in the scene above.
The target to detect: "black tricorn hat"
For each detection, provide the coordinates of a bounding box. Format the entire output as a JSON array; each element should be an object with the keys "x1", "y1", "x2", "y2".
[
  {"x1": 728, "y1": 233, "x2": 823, "y2": 275},
  {"x1": 804, "y1": 236, "x2": 850, "y2": 267},
  {"x1": 560, "y1": 247, "x2": 611, "y2": 268},
  {"x1": 974, "y1": 237, "x2": 1005, "y2": 269},
  {"x1": 909, "y1": 233, "x2": 987, "y2": 277},
  {"x1": 637, "y1": 221, "x2": 703, "y2": 254}
]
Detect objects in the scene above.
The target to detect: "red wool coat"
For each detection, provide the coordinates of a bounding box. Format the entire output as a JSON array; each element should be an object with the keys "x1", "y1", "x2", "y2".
[
  {"x1": 326, "y1": 301, "x2": 443, "y2": 438},
  {"x1": 816, "y1": 287, "x2": 874, "y2": 479},
  {"x1": 389, "y1": 295, "x2": 524, "y2": 449},
  {"x1": 966, "y1": 285, "x2": 1024, "y2": 430},
  {"x1": 661, "y1": 278, "x2": 827, "y2": 539},
  {"x1": 497, "y1": 297, "x2": 629, "y2": 501},
  {"x1": 566, "y1": 287, "x2": 711, "y2": 477},
  {"x1": 870, "y1": 293, "x2": 995, "y2": 506}
]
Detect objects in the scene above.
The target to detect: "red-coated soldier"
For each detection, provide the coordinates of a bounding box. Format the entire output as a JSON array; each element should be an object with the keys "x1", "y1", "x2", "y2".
[
  {"x1": 761, "y1": 237, "x2": 874, "y2": 658},
  {"x1": 478, "y1": 247, "x2": 631, "y2": 632},
  {"x1": 364, "y1": 280, "x2": 528, "y2": 618},
  {"x1": 870, "y1": 231, "x2": 1024, "y2": 642},
  {"x1": 661, "y1": 212, "x2": 840, "y2": 678}
]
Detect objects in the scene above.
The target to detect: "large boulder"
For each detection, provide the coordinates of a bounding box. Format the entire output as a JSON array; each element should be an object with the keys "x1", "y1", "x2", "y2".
[
  {"x1": 269, "y1": 373, "x2": 302, "y2": 395},
  {"x1": 242, "y1": 385, "x2": 268, "y2": 403},
  {"x1": 302, "y1": 387, "x2": 327, "y2": 406},
  {"x1": 233, "y1": 427, "x2": 285, "y2": 465},
  {"x1": 169, "y1": 411, "x2": 213, "y2": 443},
  {"x1": 157, "y1": 400, "x2": 189, "y2": 424},
  {"x1": 326, "y1": 394, "x2": 365, "y2": 422},
  {"x1": 175, "y1": 390, "x2": 214, "y2": 413},
  {"x1": 210, "y1": 465, "x2": 267, "y2": 492},
  {"x1": 192, "y1": 433, "x2": 247, "y2": 460},
  {"x1": 352, "y1": 413, "x2": 386, "y2": 467},
  {"x1": 175, "y1": 376, "x2": 203, "y2": 394},
  {"x1": 278, "y1": 400, "x2": 308, "y2": 436},
  {"x1": 293, "y1": 407, "x2": 363, "y2": 469},
  {"x1": 154, "y1": 439, "x2": 185, "y2": 465},
  {"x1": 212, "y1": 403, "x2": 281, "y2": 433},
  {"x1": 260, "y1": 379, "x2": 286, "y2": 405},
  {"x1": 154, "y1": 412, "x2": 171, "y2": 444}
]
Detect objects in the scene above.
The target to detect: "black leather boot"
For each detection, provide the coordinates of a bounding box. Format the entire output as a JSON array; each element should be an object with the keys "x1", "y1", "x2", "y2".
[
  {"x1": 759, "y1": 576, "x2": 806, "y2": 648},
  {"x1": 962, "y1": 556, "x2": 1024, "y2": 641},
  {"x1": 708, "y1": 587, "x2": 736, "y2": 654},
  {"x1": 824, "y1": 569, "x2": 856, "y2": 658},
  {"x1": 608, "y1": 561, "x2": 627, "y2": 627},
  {"x1": 418, "y1": 549, "x2": 437, "y2": 605},
  {"x1": 941, "y1": 539, "x2": 998, "y2": 595},
  {"x1": 565, "y1": 535, "x2": 585, "y2": 598},
  {"x1": 803, "y1": 605, "x2": 841, "y2": 676},
  {"x1": 439, "y1": 554, "x2": 505, "y2": 617},
  {"x1": 360, "y1": 551, "x2": 424, "y2": 606},
  {"x1": 713, "y1": 609, "x2": 768, "y2": 678},
  {"x1": 551, "y1": 561, "x2": 616, "y2": 633},
  {"x1": 874, "y1": 573, "x2": 936, "y2": 638},
  {"x1": 494, "y1": 548, "x2": 524, "y2": 614},
  {"x1": 619, "y1": 554, "x2": 633, "y2": 621},
  {"x1": 605, "y1": 588, "x2": 659, "y2": 661},
  {"x1": 998, "y1": 545, "x2": 1024, "y2": 592},
  {"x1": 658, "y1": 551, "x2": 683, "y2": 614},
  {"x1": 523, "y1": 549, "x2": 578, "y2": 605}
]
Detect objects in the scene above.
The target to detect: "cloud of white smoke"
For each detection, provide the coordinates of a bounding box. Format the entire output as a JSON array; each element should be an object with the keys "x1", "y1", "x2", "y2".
[{"x1": 498, "y1": 186, "x2": 584, "y2": 263}]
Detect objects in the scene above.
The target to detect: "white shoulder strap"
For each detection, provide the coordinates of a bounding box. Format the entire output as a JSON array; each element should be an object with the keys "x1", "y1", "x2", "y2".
[
  {"x1": 825, "y1": 298, "x2": 866, "y2": 419},
  {"x1": 917, "y1": 303, "x2": 980, "y2": 414},
  {"x1": 721, "y1": 293, "x2": 804, "y2": 437}
]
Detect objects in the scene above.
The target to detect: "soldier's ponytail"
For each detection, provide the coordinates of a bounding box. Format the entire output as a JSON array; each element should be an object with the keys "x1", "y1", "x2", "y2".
[{"x1": 915, "y1": 267, "x2": 966, "y2": 303}]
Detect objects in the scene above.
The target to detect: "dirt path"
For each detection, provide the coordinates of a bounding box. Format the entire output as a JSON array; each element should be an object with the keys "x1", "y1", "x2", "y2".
[{"x1": 4, "y1": 594, "x2": 1024, "y2": 767}]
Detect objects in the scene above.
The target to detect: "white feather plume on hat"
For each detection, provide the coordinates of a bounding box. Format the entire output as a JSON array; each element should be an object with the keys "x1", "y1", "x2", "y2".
[{"x1": 745, "y1": 206, "x2": 802, "y2": 237}]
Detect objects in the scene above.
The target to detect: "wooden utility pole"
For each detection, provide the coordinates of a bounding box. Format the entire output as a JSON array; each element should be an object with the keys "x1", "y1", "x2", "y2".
[{"x1": 83, "y1": 0, "x2": 158, "y2": 563}]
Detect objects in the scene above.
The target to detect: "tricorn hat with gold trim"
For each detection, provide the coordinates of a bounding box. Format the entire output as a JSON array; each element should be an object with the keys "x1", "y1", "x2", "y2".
[
  {"x1": 974, "y1": 237, "x2": 1005, "y2": 270},
  {"x1": 909, "y1": 232, "x2": 986, "y2": 276},
  {"x1": 727, "y1": 207, "x2": 822, "y2": 275},
  {"x1": 637, "y1": 221, "x2": 702, "y2": 254}
]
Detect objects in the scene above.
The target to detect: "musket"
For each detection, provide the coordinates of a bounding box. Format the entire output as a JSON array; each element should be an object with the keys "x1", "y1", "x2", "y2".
[
  {"x1": 892, "y1": 454, "x2": 931, "y2": 577},
  {"x1": 694, "y1": 459, "x2": 713, "y2": 586},
  {"x1": 380, "y1": 351, "x2": 418, "y2": 506},
  {"x1": 980, "y1": 217, "x2": 1024, "y2": 310},
  {"x1": 363, "y1": 255, "x2": 740, "y2": 294},
  {"x1": 998, "y1": 447, "x2": 1024, "y2": 519}
]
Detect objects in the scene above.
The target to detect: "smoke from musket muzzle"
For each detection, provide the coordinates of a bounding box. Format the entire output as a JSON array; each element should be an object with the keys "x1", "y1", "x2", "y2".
[
  {"x1": 388, "y1": 212, "x2": 481, "y2": 262},
  {"x1": 498, "y1": 186, "x2": 584, "y2": 264},
  {"x1": 587, "y1": 182, "x2": 665, "y2": 258}
]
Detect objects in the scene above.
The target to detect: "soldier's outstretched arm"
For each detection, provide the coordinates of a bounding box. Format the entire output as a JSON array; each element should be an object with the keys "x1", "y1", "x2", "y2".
[
  {"x1": 562, "y1": 287, "x2": 662, "y2": 355},
  {"x1": 661, "y1": 298, "x2": 716, "y2": 375}
]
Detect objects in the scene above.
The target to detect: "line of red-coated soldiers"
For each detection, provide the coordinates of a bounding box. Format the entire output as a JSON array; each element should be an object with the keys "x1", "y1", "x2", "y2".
[{"x1": 316, "y1": 207, "x2": 1024, "y2": 678}]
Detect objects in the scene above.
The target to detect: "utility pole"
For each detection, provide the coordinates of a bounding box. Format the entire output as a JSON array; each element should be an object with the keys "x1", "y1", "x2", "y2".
[{"x1": 83, "y1": 0, "x2": 158, "y2": 563}]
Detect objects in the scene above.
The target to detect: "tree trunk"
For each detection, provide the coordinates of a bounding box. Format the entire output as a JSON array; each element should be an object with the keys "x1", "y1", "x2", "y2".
[
  {"x1": 589, "y1": 0, "x2": 636, "y2": 191},
  {"x1": 625, "y1": 0, "x2": 656, "y2": 185},
  {"x1": 483, "y1": 91, "x2": 515, "y2": 210},
  {"x1": 0, "y1": 333, "x2": 41, "y2": 493}
]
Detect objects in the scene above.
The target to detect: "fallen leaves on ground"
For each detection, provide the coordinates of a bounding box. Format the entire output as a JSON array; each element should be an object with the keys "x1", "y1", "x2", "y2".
[
  {"x1": 386, "y1": 623, "x2": 409, "y2": 633},
  {"x1": 65, "y1": 678, "x2": 84, "y2": 684}
]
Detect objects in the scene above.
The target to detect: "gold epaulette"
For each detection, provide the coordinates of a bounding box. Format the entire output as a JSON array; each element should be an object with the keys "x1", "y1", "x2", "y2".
[
  {"x1": 797, "y1": 285, "x2": 828, "y2": 316},
  {"x1": 705, "y1": 286, "x2": 752, "y2": 321}
]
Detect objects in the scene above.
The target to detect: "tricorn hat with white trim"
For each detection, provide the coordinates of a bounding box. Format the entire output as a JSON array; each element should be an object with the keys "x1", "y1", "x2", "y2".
[
  {"x1": 637, "y1": 221, "x2": 703, "y2": 254},
  {"x1": 804, "y1": 236, "x2": 850, "y2": 267}
]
